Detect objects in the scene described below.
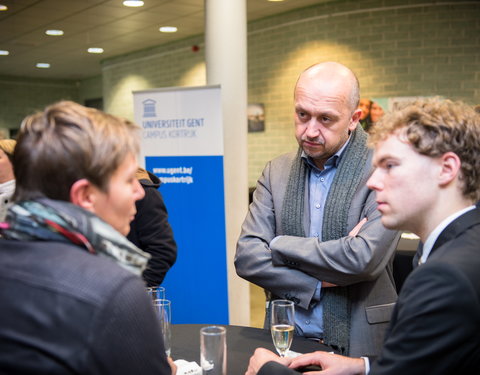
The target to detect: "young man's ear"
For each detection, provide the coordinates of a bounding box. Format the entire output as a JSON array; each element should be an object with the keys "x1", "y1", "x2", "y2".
[
  {"x1": 438, "y1": 151, "x2": 461, "y2": 187},
  {"x1": 70, "y1": 179, "x2": 97, "y2": 211}
]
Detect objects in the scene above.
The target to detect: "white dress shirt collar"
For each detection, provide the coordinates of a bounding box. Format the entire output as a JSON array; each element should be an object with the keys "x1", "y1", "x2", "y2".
[{"x1": 420, "y1": 205, "x2": 476, "y2": 265}]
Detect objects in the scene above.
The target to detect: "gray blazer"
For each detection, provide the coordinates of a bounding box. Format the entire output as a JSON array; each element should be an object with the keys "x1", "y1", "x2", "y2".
[{"x1": 235, "y1": 151, "x2": 400, "y2": 357}]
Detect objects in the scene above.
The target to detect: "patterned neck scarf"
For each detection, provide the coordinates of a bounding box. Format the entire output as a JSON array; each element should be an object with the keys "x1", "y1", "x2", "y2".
[{"x1": 0, "y1": 198, "x2": 150, "y2": 276}]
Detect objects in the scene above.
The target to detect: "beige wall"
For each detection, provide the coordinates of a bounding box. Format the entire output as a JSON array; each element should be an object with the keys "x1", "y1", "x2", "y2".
[
  {"x1": 245, "y1": 0, "x2": 480, "y2": 185},
  {"x1": 101, "y1": 0, "x2": 480, "y2": 186},
  {"x1": 0, "y1": 75, "x2": 78, "y2": 135},
  {"x1": 102, "y1": 36, "x2": 206, "y2": 120},
  {"x1": 78, "y1": 75, "x2": 103, "y2": 105},
  {"x1": 1, "y1": 0, "x2": 479, "y2": 184}
]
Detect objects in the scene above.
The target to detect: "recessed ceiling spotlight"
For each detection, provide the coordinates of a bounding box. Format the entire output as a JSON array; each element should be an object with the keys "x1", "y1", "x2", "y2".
[
  {"x1": 0, "y1": 5, "x2": 8, "y2": 11},
  {"x1": 159, "y1": 26, "x2": 177, "y2": 33},
  {"x1": 123, "y1": 0, "x2": 144, "y2": 7},
  {"x1": 0, "y1": 50, "x2": 9, "y2": 55},
  {"x1": 36, "y1": 63, "x2": 50, "y2": 69},
  {"x1": 88, "y1": 47, "x2": 104, "y2": 54},
  {"x1": 45, "y1": 29, "x2": 64, "y2": 36}
]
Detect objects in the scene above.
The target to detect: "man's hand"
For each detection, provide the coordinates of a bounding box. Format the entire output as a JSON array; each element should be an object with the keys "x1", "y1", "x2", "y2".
[
  {"x1": 289, "y1": 351, "x2": 365, "y2": 375},
  {"x1": 321, "y1": 217, "x2": 368, "y2": 288},
  {"x1": 322, "y1": 281, "x2": 337, "y2": 287},
  {"x1": 167, "y1": 356, "x2": 177, "y2": 375},
  {"x1": 245, "y1": 348, "x2": 292, "y2": 375},
  {"x1": 349, "y1": 217, "x2": 367, "y2": 237}
]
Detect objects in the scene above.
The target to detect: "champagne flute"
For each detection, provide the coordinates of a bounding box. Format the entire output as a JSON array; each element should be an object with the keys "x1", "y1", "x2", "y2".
[
  {"x1": 270, "y1": 299, "x2": 295, "y2": 357},
  {"x1": 154, "y1": 299, "x2": 172, "y2": 356}
]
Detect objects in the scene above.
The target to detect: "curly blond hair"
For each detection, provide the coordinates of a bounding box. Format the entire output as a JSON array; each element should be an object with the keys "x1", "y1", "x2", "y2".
[{"x1": 369, "y1": 97, "x2": 480, "y2": 202}]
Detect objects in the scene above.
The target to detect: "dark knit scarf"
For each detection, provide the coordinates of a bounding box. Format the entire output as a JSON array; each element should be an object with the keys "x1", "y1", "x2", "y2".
[
  {"x1": 281, "y1": 124, "x2": 369, "y2": 355},
  {"x1": 0, "y1": 198, "x2": 150, "y2": 276}
]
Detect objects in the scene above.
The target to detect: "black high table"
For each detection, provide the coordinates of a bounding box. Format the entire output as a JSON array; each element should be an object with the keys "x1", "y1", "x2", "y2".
[{"x1": 171, "y1": 324, "x2": 336, "y2": 375}]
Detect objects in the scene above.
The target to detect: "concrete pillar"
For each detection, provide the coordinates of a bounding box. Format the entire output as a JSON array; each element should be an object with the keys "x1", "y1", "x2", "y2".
[{"x1": 205, "y1": 0, "x2": 250, "y2": 326}]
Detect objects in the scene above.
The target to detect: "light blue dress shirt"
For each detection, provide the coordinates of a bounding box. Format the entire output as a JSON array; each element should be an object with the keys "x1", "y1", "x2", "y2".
[{"x1": 294, "y1": 139, "x2": 350, "y2": 338}]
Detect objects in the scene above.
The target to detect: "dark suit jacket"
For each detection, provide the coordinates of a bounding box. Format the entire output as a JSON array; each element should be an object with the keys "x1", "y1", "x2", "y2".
[
  {"x1": 372, "y1": 208, "x2": 480, "y2": 374},
  {"x1": 128, "y1": 172, "x2": 177, "y2": 286},
  {"x1": 0, "y1": 240, "x2": 171, "y2": 374},
  {"x1": 259, "y1": 208, "x2": 480, "y2": 375}
]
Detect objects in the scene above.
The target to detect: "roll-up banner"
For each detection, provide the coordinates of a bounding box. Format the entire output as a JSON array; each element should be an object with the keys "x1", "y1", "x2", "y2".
[{"x1": 133, "y1": 85, "x2": 228, "y2": 324}]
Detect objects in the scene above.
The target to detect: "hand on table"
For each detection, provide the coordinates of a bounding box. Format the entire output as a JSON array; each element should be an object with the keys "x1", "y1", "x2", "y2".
[
  {"x1": 245, "y1": 348, "x2": 292, "y2": 375},
  {"x1": 289, "y1": 351, "x2": 366, "y2": 375}
]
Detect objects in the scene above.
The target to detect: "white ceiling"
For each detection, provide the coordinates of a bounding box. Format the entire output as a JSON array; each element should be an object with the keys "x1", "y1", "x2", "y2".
[{"x1": 0, "y1": 0, "x2": 330, "y2": 80}]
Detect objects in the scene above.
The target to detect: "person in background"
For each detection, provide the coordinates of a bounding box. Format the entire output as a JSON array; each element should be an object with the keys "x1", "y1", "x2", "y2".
[
  {"x1": 0, "y1": 101, "x2": 175, "y2": 375},
  {"x1": 370, "y1": 101, "x2": 385, "y2": 124},
  {"x1": 128, "y1": 167, "x2": 177, "y2": 287},
  {"x1": 358, "y1": 98, "x2": 372, "y2": 131},
  {"x1": 235, "y1": 62, "x2": 400, "y2": 357},
  {"x1": 0, "y1": 139, "x2": 16, "y2": 221},
  {"x1": 246, "y1": 98, "x2": 480, "y2": 375}
]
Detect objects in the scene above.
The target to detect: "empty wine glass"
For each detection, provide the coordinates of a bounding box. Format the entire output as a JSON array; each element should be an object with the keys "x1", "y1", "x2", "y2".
[
  {"x1": 153, "y1": 299, "x2": 171, "y2": 357},
  {"x1": 270, "y1": 299, "x2": 295, "y2": 357}
]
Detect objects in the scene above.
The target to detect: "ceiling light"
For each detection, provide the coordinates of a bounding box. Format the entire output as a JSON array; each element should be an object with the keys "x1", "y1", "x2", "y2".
[
  {"x1": 45, "y1": 29, "x2": 64, "y2": 36},
  {"x1": 0, "y1": 5, "x2": 8, "y2": 11},
  {"x1": 88, "y1": 47, "x2": 104, "y2": 54},
  {"x1": 159, "y1": 26, "x2": 177, "y2": 33},
  {"x1": 268, "y1": 0, "x2": 285, "y2": 2},
  {"x1": 36, "y1": 63, "x2": 50, "y2": 68},
  {"x1": 123, "y1": 0, "x2": 144, "y2": 7},
  {"x1": 0, "y1": 50, "x2": 9, "y2": 55}
]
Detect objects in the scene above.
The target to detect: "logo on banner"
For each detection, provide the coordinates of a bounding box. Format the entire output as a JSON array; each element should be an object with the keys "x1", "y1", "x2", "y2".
[{"x1": 142, "y1": 99, "x2": 157, "y2": 118}]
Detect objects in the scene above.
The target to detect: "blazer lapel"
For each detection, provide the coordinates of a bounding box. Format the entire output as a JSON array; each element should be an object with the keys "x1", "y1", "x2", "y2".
[{"x1": 430, "y1": 208, "x2": 480, "y2": 257}]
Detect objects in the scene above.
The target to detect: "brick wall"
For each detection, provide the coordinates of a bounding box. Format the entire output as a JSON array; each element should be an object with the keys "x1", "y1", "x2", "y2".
[
  {"x1": 245, "y1": 0, "x2": 480, "y2": 185},
  {"x1": 78, "y1": 75, "x2": 103, "y2": 105},
  {"x1": 102, "y1": 35, "x2": 206, "y2": 120},
  {"x1": 101, "y1": 0, "x2": 480, "y2": 186},
  {"x1": 0, "y1": 76, "x2": 78, "y2": 136},
  {"x1": 1, "y1": 0, "x2": 478, "y2": 185}
]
